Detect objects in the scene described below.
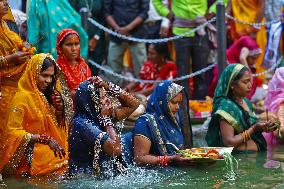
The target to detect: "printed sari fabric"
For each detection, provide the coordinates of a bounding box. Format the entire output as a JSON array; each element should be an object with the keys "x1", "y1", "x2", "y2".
[
  {"x1": 134, "y1": 60, "x2": 177, "y2": 93},
  {"x1": 230, "y1": 0, "x2": 267, "y2": 75},
  {"x1": 205, "y1": 64, "x2": 267, "y2": 151},
  {"x1": 0, "y1": 54, "x2": 69, "y2": 176},
  {"x1": 134, "y1": 81, "x2": 193, "y2": 155},
  {"x1": 27, "y1": 0, "x2": 88, "y2": 59},
  {"x1": 56, "y1": 29, "x2": 91, "y2": 92},
  {"x1": 69, "y1": 80, "x2": 126, "y2": 176},
  {"x1": 0, "y1": 8, "x2": 26, "y2": 144}
]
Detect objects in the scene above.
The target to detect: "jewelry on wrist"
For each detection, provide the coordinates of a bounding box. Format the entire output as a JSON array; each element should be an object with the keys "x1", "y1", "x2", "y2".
[
  {"x1": 0, "y1": 56, "x2": 8, "y2": 67},
  {"x1": 157, "y1": 155, "x2": 169, "y2": 166},
  {"x1": 38, "y1": 134, "x2": 52, "y2": 145},
  {"x1": 98, "y1": 115, "x2": 114, "y2": 128},
  {"x1": 107, "y1": 82, "x2": 123, "y2": 98}
]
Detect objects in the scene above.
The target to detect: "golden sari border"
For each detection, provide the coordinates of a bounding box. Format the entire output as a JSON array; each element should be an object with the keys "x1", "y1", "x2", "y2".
[
  {"x1": 216, "y1": 110, "x2": 242, "y2": 133},
  {"x1": 134, "y1": 134, "x2": 151, "y2": 141},
  {"x1": 57, "y1": 69, "x2": 74, "y2": 125},
  {"x1": 225, "y1": 64, "x2": 245, "y2": 96},
  {"x1": 2, "y1": 133, "x2": 32, "y2": 175}
]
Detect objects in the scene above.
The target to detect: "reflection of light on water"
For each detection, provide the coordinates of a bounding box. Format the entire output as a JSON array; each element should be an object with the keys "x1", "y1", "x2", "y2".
[{"x1": 223, "y1": 153, "x2": 239, "y2": 181}]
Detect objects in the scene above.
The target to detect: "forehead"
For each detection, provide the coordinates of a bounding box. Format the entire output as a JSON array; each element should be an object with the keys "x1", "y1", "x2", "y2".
[
  {"x1": 170, "y1": 92, "x2": 182, "y2": 101},
  {"x1": 148, "y1": 44, "x2": 156, "y2": 51},
  {"x1": 64, "y1": 34, "x2": 79, "y2": 42},
  {"x1": 237, "y1": 70, "x2": 251, "y2": 81},
  {"x1": 40, "y1": 64, "x2": 54, "y2": 74}
]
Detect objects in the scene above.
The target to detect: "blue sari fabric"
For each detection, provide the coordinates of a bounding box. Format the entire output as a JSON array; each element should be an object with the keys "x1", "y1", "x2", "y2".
[
  {"x1": 134, "y1": 81, "x2": 191, "y2": 155},
  {"x1": 69, "y1": 80, "x2": 109, "y2": 174}
]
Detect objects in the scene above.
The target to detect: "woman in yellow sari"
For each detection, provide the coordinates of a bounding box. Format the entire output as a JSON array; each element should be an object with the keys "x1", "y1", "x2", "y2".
[
  {"x1": 0, "y1": 1, "x2": 31, "y2": 136},
  {"x1": 227, "y1": 0, "x2": 267, "y2": 74},
  {"x1": 0, "y1": 53, "x2": 68, "y2": 177}
]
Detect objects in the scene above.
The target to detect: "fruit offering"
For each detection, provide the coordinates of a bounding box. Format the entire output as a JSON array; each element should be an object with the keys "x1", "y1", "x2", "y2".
[
  {"x1": 13, "y1": 41, "x2": 37, "y2": 54},
  {"x1": 178, "y1": 148, "x2": 221, "y2": 160}
]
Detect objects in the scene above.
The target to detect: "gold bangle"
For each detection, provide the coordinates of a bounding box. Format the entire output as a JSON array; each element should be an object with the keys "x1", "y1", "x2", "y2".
[{"x1": 0, "y1": 56, "x2": 8, "y2": 67}]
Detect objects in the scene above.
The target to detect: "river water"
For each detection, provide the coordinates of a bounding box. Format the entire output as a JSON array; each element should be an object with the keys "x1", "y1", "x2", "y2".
[{"x1": 2, "y1": 125, "x2": 284, "y2": 189}]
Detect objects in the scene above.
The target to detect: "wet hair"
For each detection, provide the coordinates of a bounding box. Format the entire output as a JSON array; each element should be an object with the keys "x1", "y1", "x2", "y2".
[
  {"x1": 41, "y1": 57, "x2": 57, "y2": 104},
  {"x1": 150, "y1": 42, "x2": 172, "y2": 61}
]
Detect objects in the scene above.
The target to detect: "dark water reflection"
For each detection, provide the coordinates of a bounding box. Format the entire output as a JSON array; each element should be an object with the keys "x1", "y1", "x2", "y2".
[{"x1": 2, "y1": 141, "x2": 284, "y2": 188}]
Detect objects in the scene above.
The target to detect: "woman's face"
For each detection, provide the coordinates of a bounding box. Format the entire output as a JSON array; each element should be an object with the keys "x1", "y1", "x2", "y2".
[
  {"x1": 168, "y1": 92, "x2": 183, "y2": 115},
  {"x1": 148, "y1": 44, "x2": 162, "y2": 64},
  {"x1": 61, "y1": 34, "x2": 80, "y2": 62},
  {"x1": 37, "y1": 64, "x2": 55, "y2": 92},
  {"x1": 231, "y1": 71, "x2": 252, "y2": 98},
  {"x1": 0, "y1": 0, "x2": 8, "y2": 18}
]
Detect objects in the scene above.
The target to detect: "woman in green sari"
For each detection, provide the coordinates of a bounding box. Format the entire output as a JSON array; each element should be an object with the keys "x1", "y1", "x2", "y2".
[{"x1": 206, "y1": 64, "x2": 278, "y2": 152}]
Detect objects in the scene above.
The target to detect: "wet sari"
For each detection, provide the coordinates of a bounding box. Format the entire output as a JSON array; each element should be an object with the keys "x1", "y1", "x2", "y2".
[
  {"x1": 205, "y1": 64, "x2": 267, "y2": 151},
  {"x1": 69, "y1": 80, "x2": 127, "y2": 176},
  {"x1": 0, "y1": 7, "x2": 26, "y2": 142},
  {"x1": 56, "y1": 29, "x2": 92, "y2": 93},
  {"x1": 0, "y1": 54, "x2": 69, "y2": 176},
  {"x1": 134, "y1": 81, "x2": 193, "y2": 155}
]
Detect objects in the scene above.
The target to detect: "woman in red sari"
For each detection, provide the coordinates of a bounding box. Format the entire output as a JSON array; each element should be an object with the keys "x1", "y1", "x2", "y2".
[
  {"x1": 56, "y1": 29, "x2": 92, "y2": 98},
  {"x1": 125, "y1": 43, "x2": 177, "y2": 97}
]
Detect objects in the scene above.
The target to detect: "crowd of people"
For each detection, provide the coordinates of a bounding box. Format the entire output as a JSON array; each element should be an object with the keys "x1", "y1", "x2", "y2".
[{"x1": 0, "y1": 0, "x2": 284, "y2": 181}]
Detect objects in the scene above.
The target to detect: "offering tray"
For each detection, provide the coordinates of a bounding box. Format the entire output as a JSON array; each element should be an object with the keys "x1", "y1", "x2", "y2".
[{"x1": 177, "y1": 147, "x2": 233, "y2": 164}]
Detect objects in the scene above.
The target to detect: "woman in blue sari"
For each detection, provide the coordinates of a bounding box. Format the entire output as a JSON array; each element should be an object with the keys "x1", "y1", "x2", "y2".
[
  {"x1": 69, "y1": 76, "x2": 139, "y2": 176},
  {"x1": 206, "y1": 64, "x2": 278, "y2": 152},
  {"x1": 133, "y1": 81, "x2": 193, "y2": 166}
]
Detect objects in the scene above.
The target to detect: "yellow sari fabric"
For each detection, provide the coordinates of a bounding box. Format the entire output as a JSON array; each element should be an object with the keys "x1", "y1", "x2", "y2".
[
  {"x1": 0, "y1": 19, "x2": 25, "y2": 76},
  {"x1": 0, "y1": 11, "x2": 26, "y2": 142},
  {"x1": 0, "y1": 53, "x2": 68, "y2": 176},
  {"x1": 230, "y1": 0, "x2": 267, "y2": 75}
]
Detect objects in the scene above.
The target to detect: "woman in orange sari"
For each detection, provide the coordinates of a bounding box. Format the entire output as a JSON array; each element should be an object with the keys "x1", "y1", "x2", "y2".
[
  {"x1": 56, "y1": 28, "x2": 92, "y2": 98},
  {"x1": 0, "y1": 53, "x2": 68, "y2": 177},
  {"x1": 228, "y1": 0, "x2": 266, "y2": 74},
  {"x1": 0, "y1": 1, "x2": 31, "y2": 136}
]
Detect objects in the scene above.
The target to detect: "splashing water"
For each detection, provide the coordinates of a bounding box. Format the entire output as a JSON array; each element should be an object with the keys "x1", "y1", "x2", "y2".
[
  {"x1": 61, "y1": 166, "x2": 184, "y2": 189},
  {"x1": 223, "y1": 152, "x2": 239, "y2": 181}
]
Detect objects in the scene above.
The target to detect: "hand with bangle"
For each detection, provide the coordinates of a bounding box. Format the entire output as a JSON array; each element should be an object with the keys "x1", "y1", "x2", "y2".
[
  {"x1": 98, "y1": 114, "x2": 114, "y2": 128},
  {"x1": 89, "y1": 76, "x2": 124, "y2": 98},
  {"x1": 31, "y1": 134, "x2": 66, "y2": 159},
  {"x1": 157, "y1": 155, "x2": 169, "y2": 166}
]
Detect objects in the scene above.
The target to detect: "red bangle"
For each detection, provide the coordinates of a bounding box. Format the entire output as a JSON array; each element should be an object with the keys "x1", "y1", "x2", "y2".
[
  {"x1": 38, "y1": 134, "x2": 52, "y2": 145},
  {"x1": 157, "y1": 155, "x2": 168, "y2": 166}
]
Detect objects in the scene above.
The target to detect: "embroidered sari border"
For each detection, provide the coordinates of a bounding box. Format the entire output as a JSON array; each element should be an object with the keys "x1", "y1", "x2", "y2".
[
  {"x1": 134, "y1": 134, "x2": 151, "y2": 141},
  {"x1": 216, "y1": 110, "x2": 242, "y2": 133},
  {"x1": 2, "y1": 133, "x2": 32, "y2": 175}
]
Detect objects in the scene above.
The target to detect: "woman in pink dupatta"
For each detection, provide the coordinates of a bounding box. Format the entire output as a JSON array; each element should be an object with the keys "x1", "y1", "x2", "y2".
[{"x1": 264, "y1": 67, "x2": 284, "y2": 146}]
